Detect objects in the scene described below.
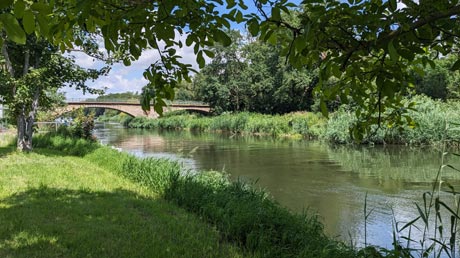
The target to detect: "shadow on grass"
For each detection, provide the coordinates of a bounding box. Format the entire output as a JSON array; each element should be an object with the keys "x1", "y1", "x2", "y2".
[
  {"x1": 0, "y1": 146, "x2": 15, "y2": 157},
  {"x1": 0, "y1": 187, "x2": 238, "y2": 258}
]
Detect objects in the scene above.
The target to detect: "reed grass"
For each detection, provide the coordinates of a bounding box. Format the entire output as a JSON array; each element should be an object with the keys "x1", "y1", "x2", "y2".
[
  {"x1": 127, "y1": 96, "x2": 460, "y2": 146},
  {"x1": 128, "y1": 112, "x2": 327, "y2": 139},
  {"x1": 324, "y1": 95, "x2": 460, "y2": 145},
  {"x1": 359, "y1": 121, "x2": 460, "y2": 258}
]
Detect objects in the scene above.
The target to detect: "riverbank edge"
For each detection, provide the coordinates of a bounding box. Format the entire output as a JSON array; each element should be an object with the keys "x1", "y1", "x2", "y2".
[
  {"x1": 126, "y1": 112, "x2": 325, "y2": 140},
  {"x1": 124, "y1": 97, "x2": 460, "y2": 146},
  {"x1": 30, "y1": 133, "x2": 359, "y2": 258},
  {"x1": 0, "y1": 136, "x2": 246, "y2": 257}
]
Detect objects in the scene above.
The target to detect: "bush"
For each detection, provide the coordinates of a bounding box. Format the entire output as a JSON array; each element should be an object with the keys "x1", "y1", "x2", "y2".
[{"x1": 69, "y1": 108, "x2": 95, "y2": 140}]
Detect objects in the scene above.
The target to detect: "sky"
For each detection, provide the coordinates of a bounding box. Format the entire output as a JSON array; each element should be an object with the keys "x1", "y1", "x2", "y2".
[
  {"x1": 61, "y1": 0, "x2": 266, "y2": 100},
  {"x1": 62, "y1": 37, "x2": 200, "y2": 99}
]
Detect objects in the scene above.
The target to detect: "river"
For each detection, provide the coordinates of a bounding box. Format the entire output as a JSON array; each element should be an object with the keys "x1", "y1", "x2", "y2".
[{"x1": 94, "y1": 123, "x2": 460, "y2": 250}]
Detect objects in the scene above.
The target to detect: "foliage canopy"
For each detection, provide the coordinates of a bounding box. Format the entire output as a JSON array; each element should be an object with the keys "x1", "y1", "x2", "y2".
[{"x1": 0, "y1": 0, "x2": 460, "y2": 139}]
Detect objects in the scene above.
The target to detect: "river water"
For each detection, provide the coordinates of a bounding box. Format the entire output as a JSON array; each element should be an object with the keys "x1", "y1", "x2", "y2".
[{"x1": 94, "y1": 124, "x2": 460, "y2": 250}]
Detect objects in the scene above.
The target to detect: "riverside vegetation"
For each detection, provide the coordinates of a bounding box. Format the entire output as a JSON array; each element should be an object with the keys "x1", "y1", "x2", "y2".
[
  {"x1": 0, "y1": 134, "x2": 245, "y2": 258},
  {"x1": 0, "y1": 131, "x2": 358, "y2": 258},
  {"x1": 4, "y1": 130, "x2": 460, "y2": 257},
  {"x1": 125, "y1": 95, "x2": 460, "y2": 146},
  {"x1": 2, "y1": 127, "x2": 460, "y2": 257}
]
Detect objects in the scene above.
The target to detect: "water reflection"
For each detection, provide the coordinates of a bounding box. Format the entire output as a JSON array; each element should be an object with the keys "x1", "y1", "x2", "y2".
[{"x1": 94, "y1": 124, "x2": 460, "y2": 249}]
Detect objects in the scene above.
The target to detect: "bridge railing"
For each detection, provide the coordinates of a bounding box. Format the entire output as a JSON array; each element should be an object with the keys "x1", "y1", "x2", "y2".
[{"x1": 66, "y1": 98, "x2": 209, "y2": 106}]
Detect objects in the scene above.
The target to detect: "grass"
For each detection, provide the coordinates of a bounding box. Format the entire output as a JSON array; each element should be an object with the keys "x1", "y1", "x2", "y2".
[
  {"x1": 9, "y1": 132, "x2": 359, "y2": 258},
  {"x1": 127, "y1": 111, "x2": 327, "y2": 139},
  {"x1": 323, "y1": 95, "x2": 460, "y2": 145},
  {"x1": 0, "y1": 139, "x2": 246, "y2": 257}
]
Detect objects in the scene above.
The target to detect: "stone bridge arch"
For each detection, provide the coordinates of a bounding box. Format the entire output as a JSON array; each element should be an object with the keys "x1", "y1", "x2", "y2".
[{"x1": 55, "y1": 102, "x2": 211, "y2": 118}]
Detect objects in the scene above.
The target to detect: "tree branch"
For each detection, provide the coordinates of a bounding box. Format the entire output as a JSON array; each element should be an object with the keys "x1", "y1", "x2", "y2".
[
  {"x1": 378, "y1": 4, "x2": 460, "y2": 44},
  {"x1": 1, "y1": 42, "x2": 15, "y2": 77},
  {"x1": 23, "y1": 50, "x2": 30, "y2": 76}
]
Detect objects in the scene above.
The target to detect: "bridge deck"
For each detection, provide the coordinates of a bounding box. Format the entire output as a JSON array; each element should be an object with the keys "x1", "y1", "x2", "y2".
[
  {"x1": 60, "y1": 101, "x2": 211, "y2": 118},
  {"x1": 66, "y1": 102, "x2": 210, "y2": 108}
]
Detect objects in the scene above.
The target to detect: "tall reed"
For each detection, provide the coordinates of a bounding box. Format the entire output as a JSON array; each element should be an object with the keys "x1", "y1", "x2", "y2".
[
  {"x1": 128, "y1": 112, "x2": 327, "y2": 139},
  {"x1": 361, "y1": 120, "x2": 460, "y2": 258}
]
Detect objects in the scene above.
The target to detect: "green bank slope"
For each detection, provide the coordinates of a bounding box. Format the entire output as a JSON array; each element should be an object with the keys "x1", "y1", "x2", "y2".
[{"x1": 0, "y1": 140, "x2": 245, "y2": 258}]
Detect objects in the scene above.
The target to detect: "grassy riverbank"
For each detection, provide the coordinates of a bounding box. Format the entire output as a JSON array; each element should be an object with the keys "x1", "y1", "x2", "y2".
[
  {"x1": 0, "y1": 136, "x2": 245, "y2": 257},
  {"x1": 127, "y1": 111, "x2": 326, "y2": 139},
  {"x1": 126, "y1": 95, "x2": 460, "y2": 145},
  {"x1": 0, "y1": 133, "x2": 358, "y2": 257}
]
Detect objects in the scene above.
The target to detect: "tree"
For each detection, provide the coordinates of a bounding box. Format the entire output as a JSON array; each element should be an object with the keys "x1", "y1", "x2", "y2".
[
  {"x1": 0, "y1": 0, "x2": 242, "y2": 149},
  {"x1": 194, "y1": 31, "x2": 249, "y2": 113},
  {"x1": 241, "y1": 39, "x2": 316, "y2": 113},
  {"x1": 194, "y1": 32, "x2": 316, "y2": 114},
  {"x1": 249, "y1": 0, "x2": 460, "y2": 139},
  {"x1": 1, "y1": 0, "x2": 460, "y2": 140},
  {"x1": 0, "y1": 35, "x2": 105, "y2": 151},
  {"x1": 412, "y1": 55, "x2": 460, "y2": 100}
]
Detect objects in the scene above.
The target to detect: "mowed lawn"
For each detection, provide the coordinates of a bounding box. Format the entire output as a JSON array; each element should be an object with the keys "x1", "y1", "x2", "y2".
[{"x1": 0, "y1": 146, "x2": 246, "y2": 258}]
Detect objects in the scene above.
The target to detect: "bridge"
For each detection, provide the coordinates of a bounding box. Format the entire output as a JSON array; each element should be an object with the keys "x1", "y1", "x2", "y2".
[{"x1": 58, "y1": 99, "x2": 211, "y2": 118}]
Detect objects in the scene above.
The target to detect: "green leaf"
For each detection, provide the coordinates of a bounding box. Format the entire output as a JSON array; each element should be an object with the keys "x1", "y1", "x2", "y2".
[
  {"x1": 267, "y1": 31, "x2": 277, "y2": 45},
  {"x1": 235, "y1": 10, "x2": 243, "y2": 23},
  {"x1": 31, "y1": 2, "x2": 52, "y2": 13},
  {"x1": 0, "y1": 0, "x2": 13, "y2": 9},
  {"x1": 36, "y1": 14, "x2": 49, "y2": 36},
  {"x1": 213, "y1": 29, "x2": 231, "y2": 47},
  {"x1": 226, "y1": 0, "x2": 236, "y2": 9},
  {"x1": 319, "y1": 99, "x2": 329, "y2": 118},
  {"x1": 271, "y1": 7, "x2": 281, "y2": 21},
  {"x1": 22, "y1": 10, "x2": 35, "y2": 34},
  {"x1": 397, "y1": 48, "x2": 415, "y2": 61},
  {"x1": 451, "y1": 59, "x2": 460, "y2": 71},
  {"x1": 389, "y1": 0, "x2": 397, "y2": 11},
  {"x1": 156, "y1": 25, "x2": 175, "y2": 41},
  {"x1": 154, "y1": 98, "x2": 166, "y2": 116},
  {"x1": 123, "y1": 58, "x2": 131, "y2": 66},
  {"x1": 0, "y1": 13, "x2": 26, "y2": 44},
  {"x1": 388, "y1": 40, "x2": 399, "y2": 61},
  {"x1": 203, "y1": 49, "x2": 215, "y2": 58},
  {"x1": 197, "y1": 50, "x2": 205, "y2": 68},
  {"x1": 238, "y1": 1, "x2": 248, "y2": 10},
  {"x1": 247, "y1": 19, "x2": 259, "y2": 36},
  {"x1": 13, "y1": 0, "x2": 25, "y2": 18},
  {"x1": 185, "y1": 35, "x2": 194, "y2": 47}
]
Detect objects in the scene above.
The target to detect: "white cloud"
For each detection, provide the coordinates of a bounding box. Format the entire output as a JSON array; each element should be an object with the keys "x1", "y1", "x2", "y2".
[{"x1": 61, "y1": 32, "x2": 204, "y2": 100}]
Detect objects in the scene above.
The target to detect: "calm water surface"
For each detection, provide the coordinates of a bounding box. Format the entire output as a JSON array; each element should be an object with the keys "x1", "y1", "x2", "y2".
[{"x1": 94, "y1": 124, "x2": 460, "y2": 249}]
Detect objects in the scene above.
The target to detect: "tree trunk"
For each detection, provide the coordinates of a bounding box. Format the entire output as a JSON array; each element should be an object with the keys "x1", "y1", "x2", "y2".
[
  {"x1": 16, "y1": 107, "x2": 31, "y2": 151},
  {"x1": 16, "y1": 88, "x2": 39, "y2": 152}
]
